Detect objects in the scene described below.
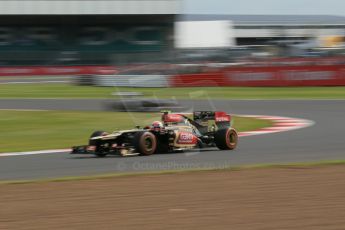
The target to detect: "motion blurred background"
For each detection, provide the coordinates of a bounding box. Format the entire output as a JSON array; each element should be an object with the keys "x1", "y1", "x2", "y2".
[
  {"x1": 2, "y1": 2, "x2": 345, "y2": 229},
  {"x1": 0, "y1": 0, "x2": 344, "y2": 74},
  {"x1": 1, "y1": 0, "x2": 345, "y2": 152}
]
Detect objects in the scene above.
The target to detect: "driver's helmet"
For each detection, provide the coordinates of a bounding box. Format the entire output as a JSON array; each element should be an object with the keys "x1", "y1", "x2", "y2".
[{"x1": 151, "y1": 121, "x2": 163, "y2": 131}]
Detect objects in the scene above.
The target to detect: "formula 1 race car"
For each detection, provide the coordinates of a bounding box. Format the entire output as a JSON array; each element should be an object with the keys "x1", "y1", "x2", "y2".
[{"x1": 71, "y1": 111, "x2": 238, "y2": 157}]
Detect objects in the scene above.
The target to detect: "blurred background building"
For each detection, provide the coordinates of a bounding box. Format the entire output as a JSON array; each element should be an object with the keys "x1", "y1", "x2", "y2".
[
  {"x1": 0, "y1": 0, "x2": 344, "y2": 66},
  {"x1": 0, "y1": 0, "x2": 181, "y2": 66},
  {"x1": 181, "y1": 15, "x2": 345, "y2": 46},
  {"x1": 177, "y1": 14, "x2": 345, "y2": 59}
]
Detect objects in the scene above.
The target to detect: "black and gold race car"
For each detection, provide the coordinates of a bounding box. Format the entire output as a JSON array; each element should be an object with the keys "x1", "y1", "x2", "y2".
[{"x1": 71, "y1": 111, "x2": 238, "y2": 157}]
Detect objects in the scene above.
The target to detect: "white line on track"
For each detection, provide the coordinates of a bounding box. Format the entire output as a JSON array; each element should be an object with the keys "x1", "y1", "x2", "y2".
[
  {"x1": 0, "y1": 149, "x2": 71, "y2": 157},
  {"x1": 0, "y1": 115, "x2": 314, "y2": 157}
]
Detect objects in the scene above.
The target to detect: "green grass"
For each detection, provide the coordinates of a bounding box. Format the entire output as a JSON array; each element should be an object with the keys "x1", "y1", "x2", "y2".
[
  {"x1": 0, "y1": 110, "x2": 271, "y2": 153},
  {"x1": 1, "y1": 159, "x2": 345, "y2": 185},
  {"x1": 1, "y1": 84, "x2": 345, "y2": 99}
]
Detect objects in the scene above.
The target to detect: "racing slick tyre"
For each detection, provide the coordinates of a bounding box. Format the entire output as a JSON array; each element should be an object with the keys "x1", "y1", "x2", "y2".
[
  {"x1": 214, "y1": 128, "x2": 238, "y2": 150},
  {"x1": 133, "y1": 132, "x2": 157, "y2": 156},
  {"x1": 89, "y1": 130, "x2": 109, "y2": 157}
]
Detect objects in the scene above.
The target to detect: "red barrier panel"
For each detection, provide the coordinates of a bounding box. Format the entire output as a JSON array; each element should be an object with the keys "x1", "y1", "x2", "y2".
[
  {"x1": 0, "y1": 66, "x2": 117, "y2": 76},
  {"x1": 170, "y1": 65, "x2": 345, "y2": 87}
]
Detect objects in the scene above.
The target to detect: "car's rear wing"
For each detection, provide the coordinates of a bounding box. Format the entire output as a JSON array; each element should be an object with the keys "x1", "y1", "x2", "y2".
[
  {"x1": 160, "y1": 110, "x2": 232, "y2": 130},
  {"x1": 193, "y1": 111, "x2": 231, "y2": 129}
]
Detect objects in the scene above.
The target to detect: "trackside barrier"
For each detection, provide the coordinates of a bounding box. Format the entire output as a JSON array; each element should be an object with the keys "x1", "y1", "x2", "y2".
[
  {"x1": 2, "y1": 64, "x2": 345, "y2": 87},
  {"x1": 0, "y1": 66, "x2": 117, "y2": 76},
  {"x1": 170, "y1": 65, "x2": 345, "y2": 87},
  {"x1": 93, "y1": 75, "x2": 170, "y2": 88}
]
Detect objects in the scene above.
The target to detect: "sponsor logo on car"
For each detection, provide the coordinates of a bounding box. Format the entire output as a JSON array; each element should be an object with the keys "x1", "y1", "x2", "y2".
[
  {"x1": 177, "y1": 132, "x2": 195, "y2": 144},
  {"x1": 215, "y1": 116, "x2": 230, "y2": 122}
]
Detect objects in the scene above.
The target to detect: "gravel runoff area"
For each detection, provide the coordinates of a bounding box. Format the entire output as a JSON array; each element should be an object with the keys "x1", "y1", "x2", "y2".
[{"x1": 0, "y1": 164, "x2": 344, "y2": 230}]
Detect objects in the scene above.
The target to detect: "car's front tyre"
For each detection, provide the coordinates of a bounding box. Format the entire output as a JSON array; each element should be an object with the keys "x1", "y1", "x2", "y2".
[{"x1": 133, "y1": 132, "x2": 157, "y2": 156}]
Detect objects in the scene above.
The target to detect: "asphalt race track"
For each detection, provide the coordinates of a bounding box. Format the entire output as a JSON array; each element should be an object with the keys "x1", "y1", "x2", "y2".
[{"x1": 0, "y1": 99, "x2": 345, "y2": 181}]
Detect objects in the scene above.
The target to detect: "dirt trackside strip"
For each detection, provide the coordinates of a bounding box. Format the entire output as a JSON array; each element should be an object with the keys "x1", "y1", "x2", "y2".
[{"x1": 1, "y1": 164, "x2": 344, "y2": 230}]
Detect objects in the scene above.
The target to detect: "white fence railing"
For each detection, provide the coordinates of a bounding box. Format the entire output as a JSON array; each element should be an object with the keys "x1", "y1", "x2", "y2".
[{"x1": 76, "y1": 74, "x2": 171, "y2": 88}]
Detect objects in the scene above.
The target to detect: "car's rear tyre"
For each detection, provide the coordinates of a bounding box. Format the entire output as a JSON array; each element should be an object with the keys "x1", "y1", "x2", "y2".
[
  {"x1": 214, "y1": 128, "x2": 238, "y2": 150},
  {"x1": 133, "y1": 132, "x2": 157, "y2": 156},
  {"x1": 89, "y1": 130, "x2": 109, "y2": 157}
]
